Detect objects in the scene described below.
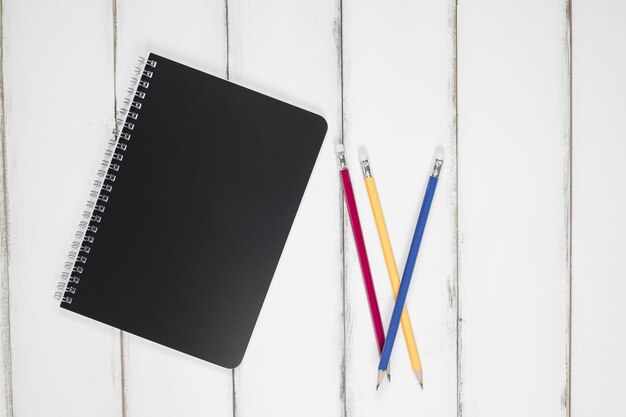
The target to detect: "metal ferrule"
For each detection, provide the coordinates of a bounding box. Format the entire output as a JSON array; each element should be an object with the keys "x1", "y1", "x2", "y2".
[
  {"x1": 360, "y1": 159, "x2": 373, "y2": 178},
  {"x1": 336, "y1": 151, "x2": 347, "y2": 170},
  {"x1": 432, "y1": 158, "x2": 444, "y2": 178}
]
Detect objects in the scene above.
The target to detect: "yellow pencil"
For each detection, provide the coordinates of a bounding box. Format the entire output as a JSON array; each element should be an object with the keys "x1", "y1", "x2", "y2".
[{"x1": 359, "y1": 149, "x2": 423, "y2": 388}]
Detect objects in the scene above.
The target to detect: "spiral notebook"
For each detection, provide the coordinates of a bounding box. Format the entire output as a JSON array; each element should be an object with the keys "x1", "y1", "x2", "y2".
[{"x1": 55, "y1": 53, "x2": 327, "y2": 368}]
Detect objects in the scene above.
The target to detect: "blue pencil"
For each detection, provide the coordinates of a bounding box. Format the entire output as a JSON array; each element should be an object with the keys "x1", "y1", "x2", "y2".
[{"x1": 376, "y1": 154, "x2": 443, "y2": 389}]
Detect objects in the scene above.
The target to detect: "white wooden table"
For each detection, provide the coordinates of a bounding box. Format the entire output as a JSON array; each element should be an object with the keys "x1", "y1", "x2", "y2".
[{"x1": 0, "y1": 0, "x2": 624, "y2": 416}]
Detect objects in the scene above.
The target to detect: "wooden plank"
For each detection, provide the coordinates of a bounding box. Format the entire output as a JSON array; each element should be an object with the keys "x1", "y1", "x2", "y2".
[
  {"x1": 341, "y1": 0, "x2": 457, "y2": 415},
  {"x1": 3, "y1": 0, "x2": 122, "y2": 415},
  {"x1": 571, "y1": 1, "x2": 626, "y2": 415},
  {"x1": 227, "y1": 0, "x2": 343, "y2": 416},
  {"x1": 457, "y1": 0, "x2": 570, "y2": 416},
  {"x1": 114, "y1": 1, "x2": 233, "y2": 416}
]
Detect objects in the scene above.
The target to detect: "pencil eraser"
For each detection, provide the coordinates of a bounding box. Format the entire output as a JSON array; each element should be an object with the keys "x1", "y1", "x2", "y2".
[
  {"x1": 358, "y1": 147, "x2": 369, "y2": 162},
  {"x1": 335, "y1": 143, "x2": 345, "y2": 154},
  {"x1": 435, "y1": 148, "x2": 444, "y2": 161}
]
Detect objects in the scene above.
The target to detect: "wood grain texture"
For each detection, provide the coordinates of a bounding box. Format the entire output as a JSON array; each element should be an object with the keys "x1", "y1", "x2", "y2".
[
  {"x1": 2, "y1": 0, "x2": 123, "y2": 416},
  {"x1": 114, "y1": 1, "x2": 232, "y2": 416},
  {"x1": 457, "y1": 1, "x2": 570, "y2": 416},
  {"x1": 341, "y1": 0, "x2": 457, "y2": 415},
  {"x1": 571, "y1": 1, "x2": 626, "y2": 415},
  {"x1": 228, "y1": 1, "x2": 344, "y2": 415}
]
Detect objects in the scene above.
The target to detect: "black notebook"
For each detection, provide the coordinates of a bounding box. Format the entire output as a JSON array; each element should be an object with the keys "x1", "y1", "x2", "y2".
[{"x1": 55, "y1": 53, "x2": 327, "y2": 368}]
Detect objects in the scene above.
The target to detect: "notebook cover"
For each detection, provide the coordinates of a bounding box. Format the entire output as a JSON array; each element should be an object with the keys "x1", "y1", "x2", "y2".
[{"x1": 60, "y1": 53, "x2": 327, "y2": 368}]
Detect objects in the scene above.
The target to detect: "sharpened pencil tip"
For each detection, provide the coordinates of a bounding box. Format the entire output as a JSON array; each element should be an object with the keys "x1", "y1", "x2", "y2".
[
  {"x1": 376, "y1": 370, "x2": 387, "y2": 389},
  {"x1": 387, "y1": 373, "x2": 391, "y2": 382},
  {"x1": 414, "y1": 370, "x2": 423, "y2": 387}
]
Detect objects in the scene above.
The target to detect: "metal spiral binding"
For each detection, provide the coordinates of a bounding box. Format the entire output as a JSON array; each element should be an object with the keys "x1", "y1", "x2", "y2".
[{"x1": 54, "y1": 56, "x2": 157, "y2": 304}]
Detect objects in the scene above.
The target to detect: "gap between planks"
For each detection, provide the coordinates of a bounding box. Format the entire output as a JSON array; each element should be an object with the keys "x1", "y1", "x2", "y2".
[
  {"x1": 223, "y1": 1, "x2": 237, "y2": 416},
  {"x1": 565, "y1": 0, "x2": 573, "y2": 415},
  {"x1": 337, "y1": 0, "x2": 348, "y2": 416},
  {"x1": 451, "y1": 0, "x2": 461, "y2": 416},
  {"x1": 110, "y1": 1, "x2": 129, "y2": 417},
  {"x1": 0, "y1": 0, "x2": 15, "y2": 414}
]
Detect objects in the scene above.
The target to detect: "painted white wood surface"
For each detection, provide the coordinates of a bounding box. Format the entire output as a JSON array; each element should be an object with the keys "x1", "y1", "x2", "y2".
[
  {"x1": 2, "y1": 1, "x2": 123, "y2": 416},
  {"x1": 1, "y1": 0, "x2": 625, "y2": 416},
  {"x1": 114, "y1": 1, "x2": 233, "y2": 417},
  {"x1": 571, "y1": 1, "x2": 626, "y2": 415},
  {"x1": 341, "y1": 0, "x2": 457, "y2": 415},
  {"x1": 228, "y1": 1, "x2": 344, "y2": 416},
  {"x1": 457, "y1": 1, "x2": 570, "y2": 416}
]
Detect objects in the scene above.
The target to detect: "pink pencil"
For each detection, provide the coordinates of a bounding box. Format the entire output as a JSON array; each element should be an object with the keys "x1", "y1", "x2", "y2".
[{"x1": 335, "y1": 144, "x2": 385, "y2": 355}]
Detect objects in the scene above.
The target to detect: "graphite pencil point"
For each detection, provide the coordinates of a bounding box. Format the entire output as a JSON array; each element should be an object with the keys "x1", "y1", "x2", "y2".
[
  {"x1": 414, "y1": 370, "x2": 423, "y2": 387},
  {"x1": 376, "y1": 370, "x2": 387, "y2": 389}
]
